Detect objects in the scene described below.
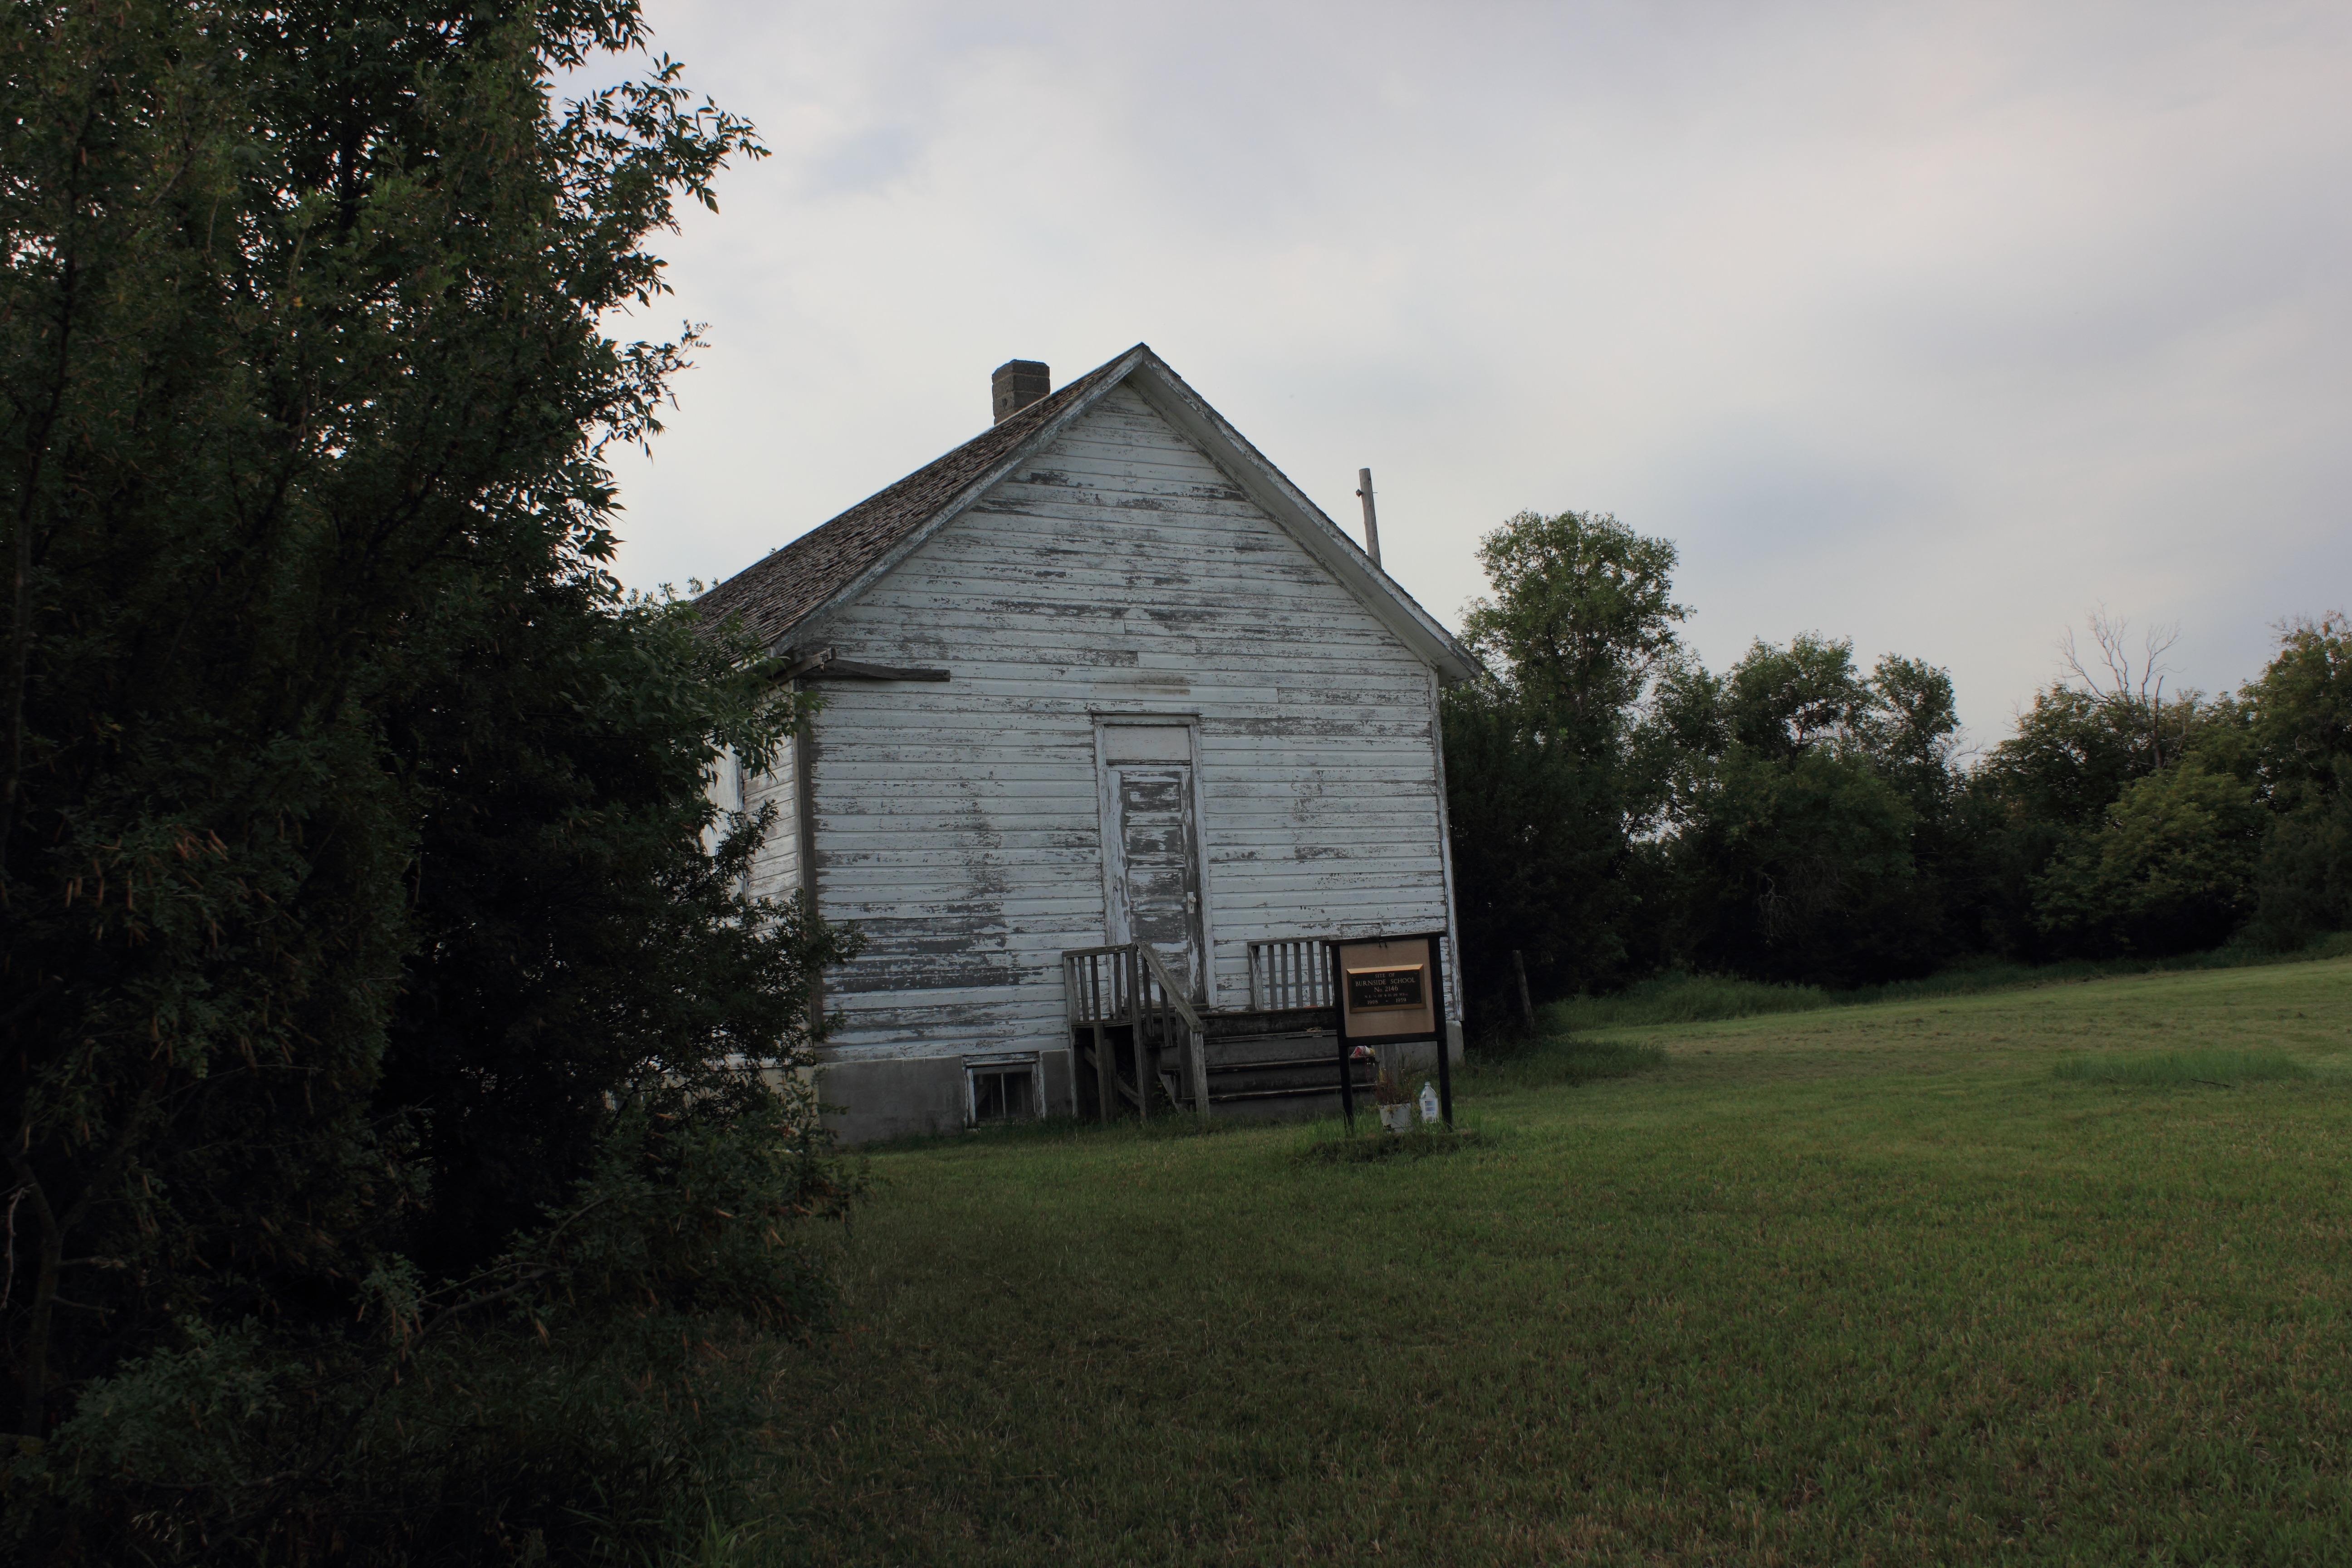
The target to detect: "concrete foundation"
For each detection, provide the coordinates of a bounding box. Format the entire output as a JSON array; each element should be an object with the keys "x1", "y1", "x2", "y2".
[
  {"x1": 815, "y1": 1056, "x2": 967, "y2": 1146},
  {"x1": 818, "y1": 1049, "x2": 1078, "y2": 1146},
  {"x1": 817, "y1": 1024, "x2": 1460, "y2": 1147}
]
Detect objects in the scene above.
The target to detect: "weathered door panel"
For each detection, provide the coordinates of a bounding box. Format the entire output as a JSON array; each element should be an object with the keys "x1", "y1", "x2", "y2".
[{"x1": 1100, "y1": 728, "x2": 1206, "y2": 999}]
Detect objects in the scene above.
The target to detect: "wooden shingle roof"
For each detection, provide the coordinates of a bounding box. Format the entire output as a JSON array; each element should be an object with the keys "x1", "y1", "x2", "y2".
[{"x1": 695, "y1": 352, "x2": 1132, "y2": 650}]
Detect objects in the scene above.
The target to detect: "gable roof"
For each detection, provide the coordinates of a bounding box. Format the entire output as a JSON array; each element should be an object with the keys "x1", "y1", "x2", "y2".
[{"x1": 697, "y1": 345, "x2": 1480, "y2": 684}]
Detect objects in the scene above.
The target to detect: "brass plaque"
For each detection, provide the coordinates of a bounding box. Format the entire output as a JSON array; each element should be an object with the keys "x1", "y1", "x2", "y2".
[
  {"x1": 1333, "y1": 936, "x2": 1439, "y2": 1040},
  {"x1": 1345, "y1": 965, "x2": 1426, "y2": 1013}
]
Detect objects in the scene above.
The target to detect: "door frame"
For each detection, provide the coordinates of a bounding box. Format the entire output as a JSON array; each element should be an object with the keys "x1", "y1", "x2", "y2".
[{"x1": 1092, "y1": 713, "x2": 1213, "y2": 1001}]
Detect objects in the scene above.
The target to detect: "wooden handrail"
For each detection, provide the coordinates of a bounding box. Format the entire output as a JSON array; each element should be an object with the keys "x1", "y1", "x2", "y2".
[
  {"x1": 1132, "y1": 944, "x2": 1210, "y2": 1122},
  {"x1": 1133, "y1": 943, "x2": 1204, "y2": 1037},
  {"x1": 1062, "y1": 942, "x2": 1210, "y2": 1123}
]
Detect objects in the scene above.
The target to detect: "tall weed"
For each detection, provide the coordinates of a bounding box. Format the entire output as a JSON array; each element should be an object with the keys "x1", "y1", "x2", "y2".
[{"x1": 1545, "y1": 933, "x2": 2352, "y2": 1034}]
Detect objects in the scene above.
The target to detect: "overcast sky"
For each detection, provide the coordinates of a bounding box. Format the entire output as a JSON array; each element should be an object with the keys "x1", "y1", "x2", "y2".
[{"x1": 595, "y1": 0, "x2": 2351, "y2": 742}]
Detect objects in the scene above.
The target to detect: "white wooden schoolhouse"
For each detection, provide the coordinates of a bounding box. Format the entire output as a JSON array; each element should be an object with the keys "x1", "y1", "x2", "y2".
[{"x1": 698, "y1": 345, "x2": 1479, "y2": 1143}]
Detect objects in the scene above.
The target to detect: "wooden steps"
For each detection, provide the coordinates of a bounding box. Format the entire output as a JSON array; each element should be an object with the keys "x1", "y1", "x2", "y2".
[
  {"x1": 1064, "y1": 943, "x2": 1369, "y2": 1123},
  {"x1": 1196, "y1": 1006, "x2": 1358, "y2": 1103},
  {"x1": 1194, "y1": 1028, "x2": 1357, "y2": 1105},
  {"x1": 1073, "y1": 1011, "x2": 1369, "y2": 1117}
]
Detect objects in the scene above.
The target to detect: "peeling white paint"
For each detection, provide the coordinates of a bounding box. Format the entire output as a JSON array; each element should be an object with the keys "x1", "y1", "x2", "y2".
[{"x1": 743, "y1": 384, "x2": 1463, "y2": 1072}]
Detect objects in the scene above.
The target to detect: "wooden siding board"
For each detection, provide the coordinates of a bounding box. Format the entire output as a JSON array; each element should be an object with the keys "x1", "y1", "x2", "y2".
[
  {"x1": 810, "y1": 715, "x2": 1433, "y2": 745},
  {"x1": 870, "y1": 564, "x2": 1351, "y2": 604},
  {"x1": 817, "y1": 751, "x2": 1432, "y2": 779},
  {"x1": 828, "y1": 607, "x2": 1418, "y2": 649},
  {"x1": 813, "y1": 617, "x2": 1416, "y2": 660},
  {"x1": 742, "y1": 734, "x2": 801, "y2": 902}
]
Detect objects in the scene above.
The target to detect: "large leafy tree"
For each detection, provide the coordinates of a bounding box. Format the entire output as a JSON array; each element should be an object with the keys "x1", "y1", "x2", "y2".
[
  {"x1": 1441, "y1": 685, "x2": 1629, "y2": 1012},
  {"x1": 1650, "y1": 635, "x2": 1961, "y2": 984},
  {"x1": 1960, "y1": 617, "x2": 2253, "y2": 957},
  {"x1": 1459, "y1": 509, "x2": 1687, "y2": 750},
  {"x1": 2235, "y1": 614, "x2": 2352, "y2": 946},
  {"x1": 2032, "y1": 759, "x2": 2267, "y2": 956},
  {"x1": 3, "y1": 3, "x2": 844, "y2": 1555},
  {"x1": 1445, "y1": 511, "x2": 1687, "y2": 1017},
  {"x1": 2244, "y1": 613, "x2": 2352, "y2": 812}
]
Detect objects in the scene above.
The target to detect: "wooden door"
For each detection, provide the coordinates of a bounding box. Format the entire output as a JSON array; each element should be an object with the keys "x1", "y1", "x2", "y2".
[{"x1": 1099, "y1": 725, "x2": 1205, "y2": 999}]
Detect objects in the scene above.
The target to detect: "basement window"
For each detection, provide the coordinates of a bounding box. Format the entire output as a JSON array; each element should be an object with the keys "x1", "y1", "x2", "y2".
[{"x1": 966, "y1": 1056, "x2": 1041, "y2": 1125}]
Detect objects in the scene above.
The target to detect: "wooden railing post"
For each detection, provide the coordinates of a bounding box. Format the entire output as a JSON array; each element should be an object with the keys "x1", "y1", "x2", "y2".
[
  {"x1": 1093, "y1": 953, "x2": 1111, "y2": 1125},
  {"x1": 1186, "y1": 1018, "x2": 1209, "y2": 1120},
  {"x1": 1129, "y1": 946, "x2": 1148, "y2": 1123}
]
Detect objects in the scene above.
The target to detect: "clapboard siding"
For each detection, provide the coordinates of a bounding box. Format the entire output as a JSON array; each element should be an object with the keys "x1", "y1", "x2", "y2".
[
  {"x1": 744, "y1": 383, "x2": 1460, "y2": 1063},
  {"x1": 741, "y1": 735, "x2": 802, "y2": 903}
]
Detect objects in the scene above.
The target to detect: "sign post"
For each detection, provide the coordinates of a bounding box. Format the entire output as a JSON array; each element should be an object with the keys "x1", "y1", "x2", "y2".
[{"x1": 1326, "y1": 932, "x2": 1451, "y2": 1130}]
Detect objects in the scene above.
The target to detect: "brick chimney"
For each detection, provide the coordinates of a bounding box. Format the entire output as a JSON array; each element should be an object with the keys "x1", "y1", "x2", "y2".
[{"x1": 991, "y1": 359, "x2": 1050, "y2": 424}]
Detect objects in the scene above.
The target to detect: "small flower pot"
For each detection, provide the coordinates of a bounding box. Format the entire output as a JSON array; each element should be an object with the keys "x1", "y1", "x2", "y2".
[{"x1": 1378, "y1": 1103, "x2": 1415, "y2": 1135}]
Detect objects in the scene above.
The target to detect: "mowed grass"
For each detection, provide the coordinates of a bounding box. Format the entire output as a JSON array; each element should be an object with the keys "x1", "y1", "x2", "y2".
[
  {"x1": 737, "y1": 960, "x2": 2352, "y2": 1565},
  {"x1": 2052, "y1": 1049, "x2": 2315, "y2": 1088}
]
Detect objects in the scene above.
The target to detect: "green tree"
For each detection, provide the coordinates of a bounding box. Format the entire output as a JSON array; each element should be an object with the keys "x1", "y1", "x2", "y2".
[
  {"x1": 1715, "y1": 632, "x2": 1879, "y2": 759},
  {"x1": 2240, "y1": 614, "x2": 2352, "y2": 946},
  {"x1": 1441, "y1": 685, "x2": 1627, "y2": 1011},
  {"x1": 1649, "y1": 635, "x2": 1960, "y2": 984},
  {"x1": 377, "y1": 587, "x2": 849, "y2": 1281},
  {"x1": 2033, "y1": 760, "x2": 2267, "y2": 955},
  {"x1": 1956, "y1": 615, "x2": 2240, "y2": 957},
  {"x1": 2241, "y1": 613, "x2": 2352, "y2": 811},
  {"x1": 2, "y1": 3, "x2": 846, "y2": 1556},
  {"x1": 1859, "y1": 654, "x2": 1965, "y2": 813},
  {"x1": 1459, "y1": 510, "x2": 1687, "y2": 750},
  {"x1": 1445, "y1": 511, "x2": 1687, "y2": 1019},
  {"x1": 2246, "y1": 765, "x2": 2352, "y2": 949},
  {"x1": 1971, "y1": 684, "x2": 2205, "y2": 834}
]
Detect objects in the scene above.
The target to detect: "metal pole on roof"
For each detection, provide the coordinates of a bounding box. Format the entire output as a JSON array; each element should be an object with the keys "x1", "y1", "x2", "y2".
[{"x1": 1355, "y1": 468, "x2": 1382, "y2": 568}]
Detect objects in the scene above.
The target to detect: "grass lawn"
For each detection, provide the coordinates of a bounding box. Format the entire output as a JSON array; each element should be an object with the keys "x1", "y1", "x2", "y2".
[{"x1": 737, "y1": 958, "x2": 2352, "y2": 1565}]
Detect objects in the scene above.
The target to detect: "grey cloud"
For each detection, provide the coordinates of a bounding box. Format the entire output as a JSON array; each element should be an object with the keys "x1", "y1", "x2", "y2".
[{"x1": 606, "y1": 0, "x2": 2352, "y2": 732}]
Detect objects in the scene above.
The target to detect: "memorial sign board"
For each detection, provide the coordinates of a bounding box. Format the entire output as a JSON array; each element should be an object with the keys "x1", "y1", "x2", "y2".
[
  {"x1": 1333, "y1": 939, "x2": 1438, "y2": 1040},
  {"x1": 1328, "y1": 931, "x2": 1450, "y2": 1130}
]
